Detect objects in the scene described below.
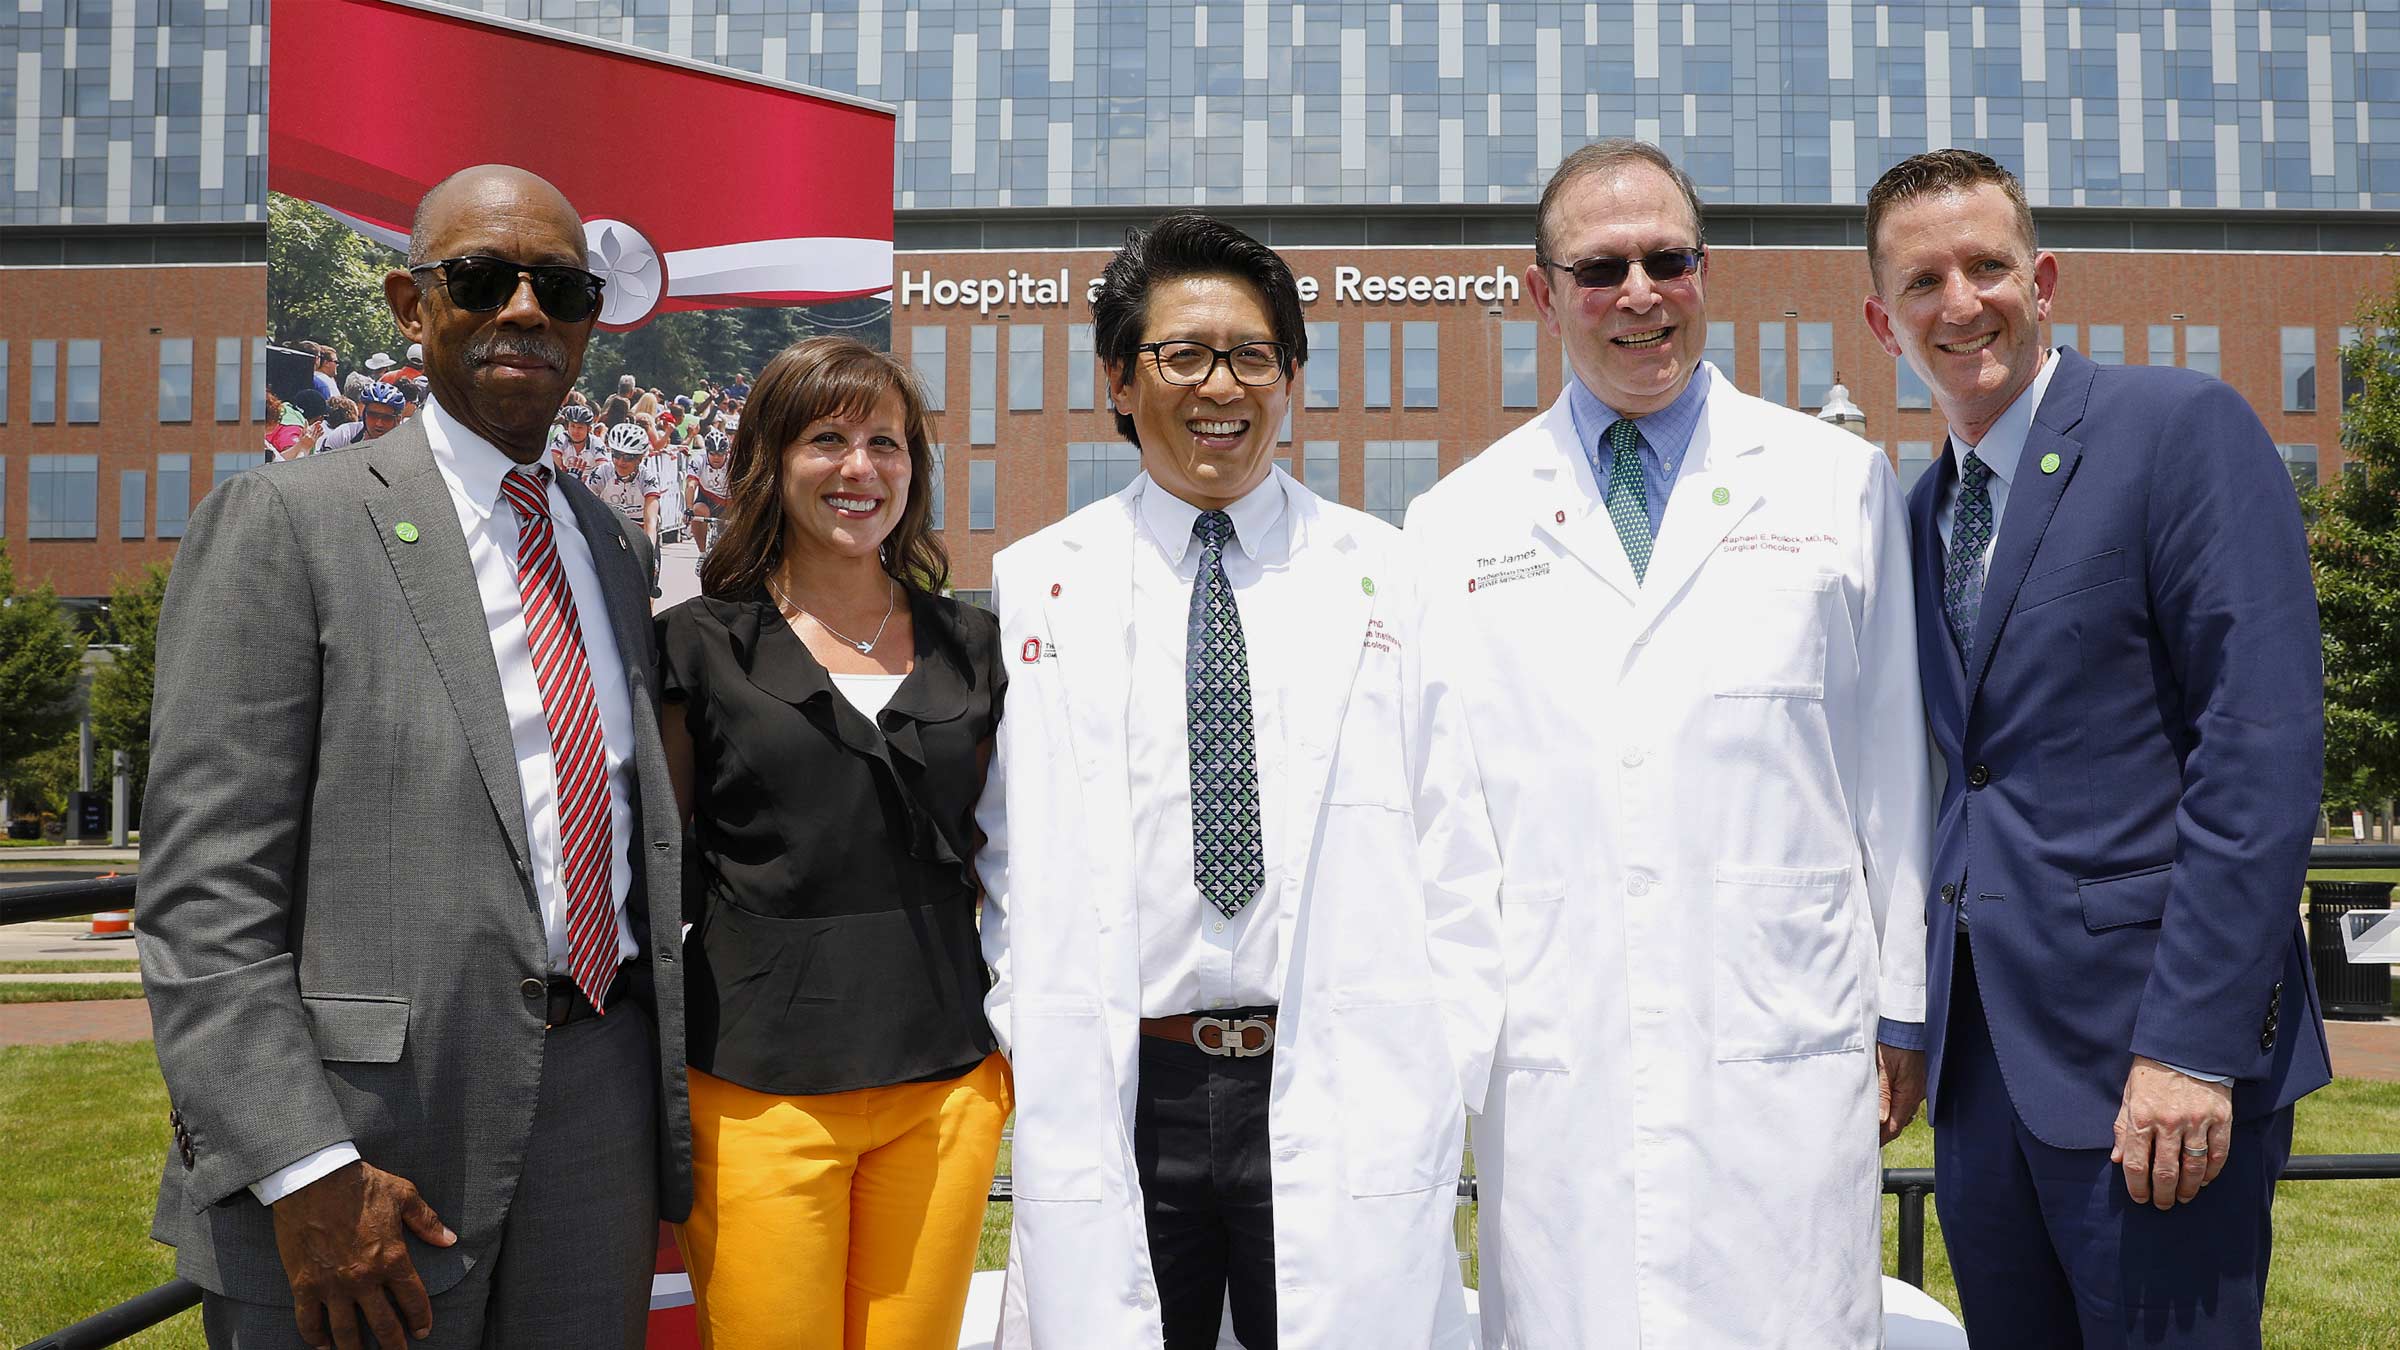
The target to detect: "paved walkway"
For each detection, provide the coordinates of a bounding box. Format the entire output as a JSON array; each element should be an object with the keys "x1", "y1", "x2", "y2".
[
  {"x1": 2326, "y1": 1018, "x2": 2400, "y2": 1084},
  {"x1": 0, "y1": 997, "x2": 151, "y2": 1046}
]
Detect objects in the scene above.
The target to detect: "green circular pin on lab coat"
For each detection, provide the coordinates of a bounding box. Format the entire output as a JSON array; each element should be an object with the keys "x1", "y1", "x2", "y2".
[
  {"x1": 394, "y1": 522, "x2": 419, "y2": 543},
  {"x1": 1711, "y1": 486, "x2": 1731, "y2": 506},
  {"x1": 1360, "y1": 577, "x2": 1376, "y2": 595},
  {"x1": 2040, "y1": 452, "x2": 2061, "y2": 475}
]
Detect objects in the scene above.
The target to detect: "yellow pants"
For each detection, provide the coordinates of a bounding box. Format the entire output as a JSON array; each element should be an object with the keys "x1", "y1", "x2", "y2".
[{"x1": 679, "y1": 1053, "x2": 1012, "y2": 1350}]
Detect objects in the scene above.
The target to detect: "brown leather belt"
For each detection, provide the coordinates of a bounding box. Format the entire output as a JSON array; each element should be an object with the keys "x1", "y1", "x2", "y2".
[
  {"x1": 1139, "y1": 1011, "x2": 1277, "y2": 1058},
  {"x1": 545, "y1": 966, "x2": 638, "y2": 1029}
]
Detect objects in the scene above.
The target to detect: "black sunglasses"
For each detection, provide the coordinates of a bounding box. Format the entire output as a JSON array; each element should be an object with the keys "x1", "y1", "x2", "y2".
[
  {"x1": 408, "y1": 255, "x2": 607, "y2": 323},
  {"x1": 1544, "y1": 247, "x2": 1706, "y2": 290}
]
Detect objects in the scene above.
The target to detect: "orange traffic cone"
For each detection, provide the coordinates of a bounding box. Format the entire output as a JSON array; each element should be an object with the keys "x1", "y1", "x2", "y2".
[{"x1": 84, "y1": 909, "x2": 133, "y2": 939}]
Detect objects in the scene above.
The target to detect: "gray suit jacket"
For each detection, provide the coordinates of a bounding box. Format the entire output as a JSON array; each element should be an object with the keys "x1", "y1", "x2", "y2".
[{"x1": 136, "y1": 416, "x2": 691, "y2": 1304}]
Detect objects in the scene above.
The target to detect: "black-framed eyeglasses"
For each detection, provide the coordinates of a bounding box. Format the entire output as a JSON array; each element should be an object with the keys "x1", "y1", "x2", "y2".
[
  {"x1": 407, "y1": 255, "x2": 607, "y2": 323},
  {"x1": 1135, "y1": 340, "x2": 1291, "y2": 387},
  {"x1": 1541, "y1": 247, "x2": 1705, "y2": 290}
]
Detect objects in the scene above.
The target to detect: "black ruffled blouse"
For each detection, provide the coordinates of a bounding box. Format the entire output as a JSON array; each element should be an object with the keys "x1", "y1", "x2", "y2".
[{"x1": 656, "y1": 585, "x2": 1003, "y2": 1095}]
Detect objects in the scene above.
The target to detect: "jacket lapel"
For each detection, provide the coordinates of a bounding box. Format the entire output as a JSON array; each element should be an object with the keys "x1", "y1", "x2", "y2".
[
  {"x1": 1043, "y1": 485, "x2": 1139, "y2": 867},
  {"x1": 1907, "y1": 447, "x2": 1968, "y2": 741},
  {"x1": 1964, "y1": 353, "x2": 2093, "y2": 707},
  {"x1": 1274, "y1": 479, "x2": 1377, "y2": 960},
  {"x1": 1630, "y1": 386, "x2": 1767, "y2": 636},
  {"x1": 555, "y1": 472, "x2": 657, "y2": 710},
  {"x1": 1525, "y1": 394, "x2": 1640, "y2": 603},
  {"x1": 359, "y1": 422, "x2": 532, "y2": 871}
]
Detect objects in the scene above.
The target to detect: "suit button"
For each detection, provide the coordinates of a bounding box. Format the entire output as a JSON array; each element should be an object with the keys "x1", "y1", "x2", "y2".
[
  {"x1": 520, "y1": 978, "x2": 545, "y2": 1000},
  {"x1": 1939, "y1": 883, "x2": 1957, "y2": 903},
  {"x1": 1967, "y1": 764, "x2": 1991, "y2": 788}
]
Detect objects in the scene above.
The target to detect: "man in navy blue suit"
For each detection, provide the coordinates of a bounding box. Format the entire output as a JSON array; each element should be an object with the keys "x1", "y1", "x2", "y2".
[{"x1": 1859, "y1": 149, "x2": 2331, "y2": 1348}]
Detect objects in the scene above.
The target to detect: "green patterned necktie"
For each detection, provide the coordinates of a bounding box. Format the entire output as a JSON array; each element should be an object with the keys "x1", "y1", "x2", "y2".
[
  {"x1": 1187, "y1": 510, "x2": 1264, "y2": 920},
  {"x1": 1604, "y1": 417, "x2": 1654, "y2": 583}
]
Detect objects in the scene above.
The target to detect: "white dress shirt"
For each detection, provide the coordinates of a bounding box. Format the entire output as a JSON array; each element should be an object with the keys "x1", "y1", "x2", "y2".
[
  {"x1": 253, "y1": 397, "x2": 642, "y2": 1204},
  {"x1": 1935, "y1": 348, "x2": 2059, "y2": 557},
  {"x1": 1127, "y1": 471, "x2": 1296, "y2": 1017}
]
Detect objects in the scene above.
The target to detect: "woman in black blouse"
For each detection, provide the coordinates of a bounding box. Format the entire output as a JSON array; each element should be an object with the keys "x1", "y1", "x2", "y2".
[{"x1": 657, "y1": 336, "x2": 1008, "y2": 1348}]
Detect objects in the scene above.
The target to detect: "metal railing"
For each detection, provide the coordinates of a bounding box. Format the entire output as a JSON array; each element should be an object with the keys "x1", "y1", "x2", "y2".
[{"x1": 11, "y1": 848, "x2": 2400, "y2": 1347}]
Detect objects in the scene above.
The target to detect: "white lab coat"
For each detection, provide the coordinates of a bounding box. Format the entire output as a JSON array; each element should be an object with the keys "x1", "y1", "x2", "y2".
[
  {"x1": 975, "y1": 471, "x2": 1499, "y2": 1350},
  {"x1": 1404, "y1": 369, "x2": 1932, "y2": 1349}
]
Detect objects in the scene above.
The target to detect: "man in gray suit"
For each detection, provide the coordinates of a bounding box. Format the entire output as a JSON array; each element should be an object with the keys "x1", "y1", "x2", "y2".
[{"x1": 137, "y1": 165, "x2": 690, "y2": 1350}]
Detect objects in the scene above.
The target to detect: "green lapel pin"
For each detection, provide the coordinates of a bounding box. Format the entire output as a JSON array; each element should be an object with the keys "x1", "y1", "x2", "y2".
[
  {"x1": 394, "y1": 521, "x2": 420, "y2": 543},
  {"x1": 2040, "y1": 452, "x2": 2061, "y2": 475},
  {"x1": 1711, "y1": 486, "x2": 1731, "y2": 506},
  {"x1": 1360, "y1": 576, "x2": 1376, "y2": 596}
]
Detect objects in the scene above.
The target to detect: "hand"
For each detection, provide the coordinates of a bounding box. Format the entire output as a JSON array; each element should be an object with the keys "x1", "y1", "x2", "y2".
[
  {"x1": 2110, "y1": 1055, "x2": 2233, "y2": 1211},
  {"x1": 269, "y1": 1160, "x2": 456, "y2": 1350},
  {"x1": 1877, "y1": 1044, "x2": 1927, "y2": 1145}
]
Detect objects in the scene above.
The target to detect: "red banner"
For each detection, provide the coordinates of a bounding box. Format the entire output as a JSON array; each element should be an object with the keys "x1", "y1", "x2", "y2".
[{"x1": 269, "y1": 0, "x2": 895, "y2": 329}]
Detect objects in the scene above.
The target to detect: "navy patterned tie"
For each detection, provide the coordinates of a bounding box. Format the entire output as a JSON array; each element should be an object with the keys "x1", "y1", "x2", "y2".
[
  {"x1": 1943, "y1": 450, "x2": 1995, "y2": 662},
  {"x1": 1603, "y1": 418, "x2": 1654, "y2": 583},
  {"x1": 1188, "y1": 510, "x2": 1264, "y2": 919}
]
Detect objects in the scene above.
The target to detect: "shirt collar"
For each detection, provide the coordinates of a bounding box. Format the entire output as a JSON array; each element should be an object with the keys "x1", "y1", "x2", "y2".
[
  {"x1": 1947, "y1": 348, "x2": 2060, "y2": 488},
  {"x1": 1136, "y1": 467, "x2": 1289, "y2": 565},
  {"x1": 424, "y1": 395, "x2": 549, "y2": 523},
  {"x1": 1566, "y1": 361, "x2": 1713, "y2": 472}
]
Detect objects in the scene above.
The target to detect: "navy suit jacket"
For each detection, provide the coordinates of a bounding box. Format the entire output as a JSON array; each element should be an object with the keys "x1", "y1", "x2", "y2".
[{"x1": 1908, "y1": 347, "x2": 2332, "y2": 1151}]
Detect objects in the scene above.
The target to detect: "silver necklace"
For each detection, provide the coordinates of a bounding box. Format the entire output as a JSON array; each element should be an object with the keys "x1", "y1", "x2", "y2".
[{"x1": 771, "y1": 575, "x2": 896, "y2": 654}]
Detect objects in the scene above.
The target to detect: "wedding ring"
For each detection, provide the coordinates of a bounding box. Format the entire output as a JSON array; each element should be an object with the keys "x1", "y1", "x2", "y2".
[{"x1": 2181, "y1": 1143, "x2": 2210, "y2": 1156}]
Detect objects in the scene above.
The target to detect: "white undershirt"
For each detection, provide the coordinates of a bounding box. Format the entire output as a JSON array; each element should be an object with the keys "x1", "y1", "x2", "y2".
[
  {"x1": 830, "y1": 670, "x2": 908, "y2": 719},
  {"x1": 252, "y1": 396, "x2": 641, "y2": 1205},
  {"x1": 1127, "y1": 471, "x2": 1295, "y2": 1017}
]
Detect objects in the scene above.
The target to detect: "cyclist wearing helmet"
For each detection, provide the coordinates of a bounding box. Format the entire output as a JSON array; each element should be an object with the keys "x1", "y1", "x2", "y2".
[
  {"x1": 685, "y1": 429, "x2": 734, "y2": 553},
  {"x1": 587, "y1": 421, "x2": 664, "y2": 590},
  {"x1": 317, "y1": 378, "x2": 408, "y2": 451},
  {"x1": 548, "y1": 403, "x2": 600, "y2": 479}
]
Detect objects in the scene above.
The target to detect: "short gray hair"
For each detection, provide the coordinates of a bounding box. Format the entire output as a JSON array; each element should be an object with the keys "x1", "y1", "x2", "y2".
[{"x1": 1535, "y1": 139, "x2": 1707, "y2": 264}]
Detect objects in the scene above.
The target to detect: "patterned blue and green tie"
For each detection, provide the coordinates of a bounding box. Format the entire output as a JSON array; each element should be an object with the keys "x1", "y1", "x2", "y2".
[
  {"x1": 1943, "y1": 450, "x2": 1995, "y2": 661},
  {"x1": 1604, "y1": 418, "x2": 1654, "y2": 583},
  {"x1": 1188, "y1": 510, "x2": 1264, "y2": 920}
]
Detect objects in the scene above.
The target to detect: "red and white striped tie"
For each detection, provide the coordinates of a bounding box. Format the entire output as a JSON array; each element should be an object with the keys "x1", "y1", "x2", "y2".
[{"x1": 498, "y1": 466, "x2": 622, "y2": 1014}]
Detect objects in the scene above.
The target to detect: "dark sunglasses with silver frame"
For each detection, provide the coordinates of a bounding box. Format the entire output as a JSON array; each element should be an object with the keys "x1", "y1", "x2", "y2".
[
  {"x1": 1541, "y1": 246, "x2": 1706, "y2": 290},
  {"x1": 408, "y1": 254, "x2": 608, "y2": 323}
]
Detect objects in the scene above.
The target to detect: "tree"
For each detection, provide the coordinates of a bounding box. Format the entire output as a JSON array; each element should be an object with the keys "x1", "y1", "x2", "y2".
[
  {"x1": 0, "y1": 541, "x2": 85, "y2": 822},
  {"x1": 2308, "y1": 269, "x2": 2400, "y2": 815},
  {"x1": 268, "y1": 192, "x2": 409, "y2": 363},
  {"x1": 91, "y1": 563, "x2": 168, "y2": 827}
]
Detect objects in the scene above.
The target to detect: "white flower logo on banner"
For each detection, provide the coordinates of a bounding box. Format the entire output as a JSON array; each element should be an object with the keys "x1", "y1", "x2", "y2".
[{"x1": 584, "y1": 218, "x2": 667, "y2": 327}]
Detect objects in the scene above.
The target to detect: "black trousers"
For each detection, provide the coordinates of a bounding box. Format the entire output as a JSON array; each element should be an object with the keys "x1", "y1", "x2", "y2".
[{"x1": 1134, "y1": 1030, "x2": 1278, "y2": 1350}]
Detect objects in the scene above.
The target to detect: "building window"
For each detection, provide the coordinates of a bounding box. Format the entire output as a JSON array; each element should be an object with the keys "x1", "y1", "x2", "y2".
[
  {"x1": 67, "y1": 341, "x2": 100, "y2": 423},
  {"x1": 27, "y1": 455, "x2": 98, "y2": 539},
  {"x1": 252, "y1": 338, "x2": 269, "y2": 420},
  {"x1": 1501, "y1": 322, "x2": 1538, "y2": 408},
  {"x1": 2149, "y1": 325, "x2": 2176, "y2": 367},
  {"x1": 1304, "y1": 322, "x2": 1339, "y2": 409},
  {"x1": 1401, "y1": 323, "x2": 1439, "y2": 408},
  {"x1": 1067, "y1": 324, "x2": 1095, "y2": 411},
  {"x1": 951, "y1": 589, "x2": 994, "y2": 611},
  {"x1": 30, "y1": 341, "x2": 57, "y2": 424},
  {"x1": 927, "y1": 444, "x2": 945, "y2": 529},
  {"x1": 2279, "y1": 444, "x2": 2318, "y2": 490},
  {"x1": 119, "y1": 470, "x2": 146, "y2": 539},
  {"x1": 1896, "y1": 441, "x2": 1936, "y2": 492},
  {"x1": 1757, "y1": 323, "x2": 1788, "y2": 405},
  {"x1": 157, "y1": 455, "x2": 191, "y2": 539},
  {"x1": 215, "y1": 337, "x2": 243, "y2": 421},
  {"x1": 1008, "y1": 324, "x2": 1044, "y2": 412},
  {"x1": 2086, "y1": 325, "x2": 2125, "y2": 367},
  {"x1": 2282, "y1": 328, "x2": 2317, "y2": 412},
  {"x1": 158, "y1": 339, "x2": 193, "y2": 423},
  {"x1": 2185, "y1": 326, "x2": 2219, "y2": 379},
  {"x1": 1363, "y1": 323, "x2": 1392, "y2": 409},
  {"x1": 1067, "y1": 439, "x2": 1141, "y2": 511},
  {"x1": 2053, "y1": 323, "x2": 2078, "y2": 354},
  {"x1": 1363, "y1": 440, "x2": 1439, "y2": 526},
  {"x1": 212, "y1": 452, "x2": 254, "y2": 496},
  {"x1": 1895, "y1": 356, "x2": 1931, "y2": 410},
  {"x1": 1303, "y1": 441, "x2": 1339, "y2": 502},
  {"x1": 969, "y1": 458, "x2": 996, "y2": 529},
  {"x1": 910, "y1": 326, "x2": 947, "y2": 411},
  {"x1": 970, "y1": 327, "x2": 996, "y2": 443},
  {"x1": 1796, "y1": 323, "x2": 1833, "y2": 408},
  {"x1": 2338, "y1": 327, "x2": 2366, "y2": 408},
  {"x1": 1703, "y1": 321, "x2": 1736, "y2": 383}
]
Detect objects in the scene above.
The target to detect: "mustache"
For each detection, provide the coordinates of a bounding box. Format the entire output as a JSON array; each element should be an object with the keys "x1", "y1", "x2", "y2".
[{"x1": 462, "y1": 330, "x2": 568, "y2": 371}]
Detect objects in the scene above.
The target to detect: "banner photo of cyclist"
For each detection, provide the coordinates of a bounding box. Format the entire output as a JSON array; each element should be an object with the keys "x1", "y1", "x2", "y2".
[{"x1": 263, "y1": 0, "x2": 898, "y2": 621}]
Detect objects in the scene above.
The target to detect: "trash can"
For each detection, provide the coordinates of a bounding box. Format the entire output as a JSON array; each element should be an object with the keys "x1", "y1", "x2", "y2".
[{"x1": 2307, "y1": 879, "x2": 2396, "y2": 1021}]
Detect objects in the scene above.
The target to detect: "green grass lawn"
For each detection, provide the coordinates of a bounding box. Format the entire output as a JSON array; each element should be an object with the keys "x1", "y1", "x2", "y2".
[
  {"x1": 5, "y1": 1048, "x2": 2396, "y2": 1347},
  {"x1": 0, "y1": 983, "x2": 145, "y2": 1004},
  {"x1": 0, "y1": 959, "x2": 141, "y2": 975}
]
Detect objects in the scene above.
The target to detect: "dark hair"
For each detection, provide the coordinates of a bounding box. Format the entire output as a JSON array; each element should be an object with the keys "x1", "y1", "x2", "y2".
[
  {"x1": 1865, "y1": 149, "x2": 2037, "y2": 284},
  {"x1": 698, "y1": 336, "x2": 950, "y2": 600},
  {"x1": 1535, "y1": 139, "x2": 1707, "y2": 265},
  {"x1": 1089, "y1": 213, "x2": 1307, "y2": 448}
]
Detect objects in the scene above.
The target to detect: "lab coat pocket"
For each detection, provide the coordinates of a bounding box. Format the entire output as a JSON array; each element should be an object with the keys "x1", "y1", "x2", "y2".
[
  {"x1": 1331, "y1": 989, "x2": 1465, "y2": 1196},
  {"x1": 1712, "y1": 864, "x2": 1867, "y2": 1062},
  {"x1": 1713, "y1": 575, "x2": 1834, "y2": 698},
  {"x1": 1006, "y1": 995, "x2": 1111, "y2": 1202},
  {"x1": 1496, "y1": 883, "x2": 1571, "y2": 1071}
]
